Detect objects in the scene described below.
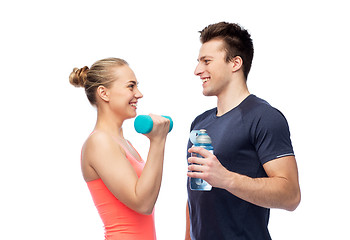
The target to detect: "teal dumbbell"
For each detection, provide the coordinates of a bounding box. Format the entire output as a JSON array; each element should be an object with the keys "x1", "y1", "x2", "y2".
[{"x1": 134, "y1": 115, "x2": 173, "y2": 134}]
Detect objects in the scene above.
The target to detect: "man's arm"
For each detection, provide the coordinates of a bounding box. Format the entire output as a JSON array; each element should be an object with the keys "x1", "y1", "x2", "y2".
[
  {"x1": 187, "y1": 147, "x2": 301, "y2": 211},
  {"x1": 185, "y1": 201, "x2": 191, "y2": 240}
]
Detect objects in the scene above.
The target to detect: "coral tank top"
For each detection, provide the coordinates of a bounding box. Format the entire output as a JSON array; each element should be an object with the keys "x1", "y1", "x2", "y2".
[{"x1": 86, "y1": 142, "x2": 156, "y2": 240}]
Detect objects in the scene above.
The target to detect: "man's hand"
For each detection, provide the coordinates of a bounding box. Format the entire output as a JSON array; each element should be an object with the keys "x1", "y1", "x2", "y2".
[{"x1": 187, "y1": 147, "x2": 230, "y2": 189}]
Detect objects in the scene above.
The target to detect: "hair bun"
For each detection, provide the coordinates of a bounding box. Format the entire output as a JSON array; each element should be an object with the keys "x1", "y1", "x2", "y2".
[{"x1": 69, "y1": 66, "x2": 89, "y2": 88}]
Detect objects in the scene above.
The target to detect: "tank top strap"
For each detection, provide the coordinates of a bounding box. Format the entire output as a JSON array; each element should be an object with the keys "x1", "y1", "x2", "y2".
[{"x1": 112, "y1": 137, "x2": 144, "y2": 164}]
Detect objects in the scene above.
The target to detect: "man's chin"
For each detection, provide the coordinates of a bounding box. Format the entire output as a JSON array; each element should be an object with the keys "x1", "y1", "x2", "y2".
[{"x1": 202, "y1": 90, "x2": 214, "y2": 97}]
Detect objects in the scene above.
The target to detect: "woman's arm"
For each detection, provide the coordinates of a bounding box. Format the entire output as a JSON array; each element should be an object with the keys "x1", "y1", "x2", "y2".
[{"x1": 83, "y1": 115, "x2": 170, "y2": 214}]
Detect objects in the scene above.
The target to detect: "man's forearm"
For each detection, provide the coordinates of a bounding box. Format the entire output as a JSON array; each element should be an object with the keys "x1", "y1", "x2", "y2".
[
  {"x1": 223, "y1": 168, "x2": 300, "y2": 211},
  {"x1": 185, "y1": 202, "x2": 191, "y2": 240}
]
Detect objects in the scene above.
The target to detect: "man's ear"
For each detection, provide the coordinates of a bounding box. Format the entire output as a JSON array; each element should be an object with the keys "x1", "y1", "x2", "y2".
[
  {"x1": 97, "y1": 85, "x2": 110, "y2": 102},
  {"x1": 231, "y1": 56, "x2": 243, "y2": 73}
]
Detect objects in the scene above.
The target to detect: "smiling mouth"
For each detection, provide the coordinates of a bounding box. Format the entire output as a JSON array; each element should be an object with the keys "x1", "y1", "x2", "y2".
[
  {"x1": 202, "y1": 77, "x2": 210, "y2": 83},
  {"x1": 130, "y1": 103, "x2": 137, "y2": 108}
]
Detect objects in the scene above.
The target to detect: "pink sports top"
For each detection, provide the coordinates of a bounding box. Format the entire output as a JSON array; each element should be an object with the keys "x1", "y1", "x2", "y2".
[{"x1": 86, "y1": 142, "x2": 156, "y2": 240}]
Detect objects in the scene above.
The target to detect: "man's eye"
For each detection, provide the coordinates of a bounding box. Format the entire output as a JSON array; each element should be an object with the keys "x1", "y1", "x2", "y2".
[{"x1": 204, "y1": 60, "x2": 210, "y2": 64}]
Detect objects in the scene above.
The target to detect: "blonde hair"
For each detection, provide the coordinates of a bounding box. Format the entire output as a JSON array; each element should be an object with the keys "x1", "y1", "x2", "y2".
[{"x1": 69, "y1": 57, "x2": 128, "y2": 105}]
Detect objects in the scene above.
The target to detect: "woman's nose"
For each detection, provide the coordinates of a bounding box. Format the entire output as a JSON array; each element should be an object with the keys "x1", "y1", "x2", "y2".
[{"x1": 135, "y1": 87, "x2": 143, "y2": 99}]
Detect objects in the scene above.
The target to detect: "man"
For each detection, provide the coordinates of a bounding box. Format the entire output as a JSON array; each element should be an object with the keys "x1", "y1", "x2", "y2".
[{"x1": 186, "y1": 22, "x2": 301, "y2": 240}]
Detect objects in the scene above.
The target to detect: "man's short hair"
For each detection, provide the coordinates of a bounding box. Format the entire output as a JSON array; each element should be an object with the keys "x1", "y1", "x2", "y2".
[{"x1": 199, "y1": 22, "x2": 254, "y2": 79}]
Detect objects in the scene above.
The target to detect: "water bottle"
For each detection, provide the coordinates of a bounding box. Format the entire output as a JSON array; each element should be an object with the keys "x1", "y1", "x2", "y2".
[{"x1": 189, "y1": 129, "x2": 213, "y2": 191}]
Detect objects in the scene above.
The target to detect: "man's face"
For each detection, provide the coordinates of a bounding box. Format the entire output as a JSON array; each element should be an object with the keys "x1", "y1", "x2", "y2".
[{"x1": 194, "y1": 39, "x2": 233, "y2": 97}]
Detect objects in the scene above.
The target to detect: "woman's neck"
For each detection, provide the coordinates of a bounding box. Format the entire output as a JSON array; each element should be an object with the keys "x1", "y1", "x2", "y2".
[{"x1": 94, "y1": 110, "x2": 125, "y2": 138}]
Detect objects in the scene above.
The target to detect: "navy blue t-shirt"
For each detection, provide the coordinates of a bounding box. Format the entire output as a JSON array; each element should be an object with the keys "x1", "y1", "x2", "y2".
[{"x1": 187, "y1": 95, "x2": 294, "y2": 240}]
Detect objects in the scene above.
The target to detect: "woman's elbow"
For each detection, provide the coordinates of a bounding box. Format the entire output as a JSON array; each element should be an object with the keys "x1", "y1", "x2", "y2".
[
  {"x1": 138, "y1": 208, "x2": 154, "y2": 215},
  {"x1": 135, "y1": 204, "x2": 155, "y2": 215}
]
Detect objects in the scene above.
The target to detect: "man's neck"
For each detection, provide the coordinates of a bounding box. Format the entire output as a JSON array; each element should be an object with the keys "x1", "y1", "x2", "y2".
[{"x1": 216, "y1": 84, "x2": 250, "y2": 117}]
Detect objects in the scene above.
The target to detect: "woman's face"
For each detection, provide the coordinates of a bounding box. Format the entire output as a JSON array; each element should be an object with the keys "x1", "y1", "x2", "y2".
[{"x1": 107, "y1": 65, "x2": 143, "y2": 120}]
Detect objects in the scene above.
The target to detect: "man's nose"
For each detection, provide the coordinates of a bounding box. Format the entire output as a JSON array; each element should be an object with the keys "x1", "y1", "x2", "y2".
[{"x1": 194, "y1": 63, "x2": 203, "y2": 76}]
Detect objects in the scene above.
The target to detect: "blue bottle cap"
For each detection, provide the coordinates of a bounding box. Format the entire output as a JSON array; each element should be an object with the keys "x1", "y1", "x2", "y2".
[{"x1": 190, "y1": 130, "x2": 200, "y2": 144}]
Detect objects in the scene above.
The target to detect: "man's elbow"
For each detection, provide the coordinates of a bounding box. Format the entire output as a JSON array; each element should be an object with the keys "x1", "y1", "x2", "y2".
[{"x1": 285, "y1": 189, "x2": 301, "y2": 211}]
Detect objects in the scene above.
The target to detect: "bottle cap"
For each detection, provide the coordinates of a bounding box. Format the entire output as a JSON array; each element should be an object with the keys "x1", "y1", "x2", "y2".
[
  {"x1": 190, "y1": 130, "x2": 200, "y2": 144},
  {"x1": 197, "y1": 129, "x2": 212, "y2": 144},
  {"x1": 190, "y1": 129, "x2": 211, "y2": 144}
]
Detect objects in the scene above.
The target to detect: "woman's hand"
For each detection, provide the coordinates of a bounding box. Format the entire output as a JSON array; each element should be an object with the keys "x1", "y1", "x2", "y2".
[{"x1": 145, "y1": 114, "x2": 170, "y2": 142}]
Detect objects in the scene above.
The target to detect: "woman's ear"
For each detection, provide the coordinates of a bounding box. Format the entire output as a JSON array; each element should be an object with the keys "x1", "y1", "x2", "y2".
[
  {"x1": 231, "y1": 56, "x2": 243, "y2": 73},
  {"x1": 97, "y1": 85, "x2": 110, "y2": 102}
]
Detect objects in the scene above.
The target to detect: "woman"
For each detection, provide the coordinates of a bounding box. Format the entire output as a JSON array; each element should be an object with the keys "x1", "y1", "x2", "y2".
[{"x1": 69, "y1": 58, "x2": 170, "y2": 240}]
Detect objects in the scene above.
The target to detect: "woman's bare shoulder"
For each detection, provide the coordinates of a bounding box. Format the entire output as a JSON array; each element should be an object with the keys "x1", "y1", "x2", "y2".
[{"x1": 82, "y1": 131, "x2": 124, "y2": 160}]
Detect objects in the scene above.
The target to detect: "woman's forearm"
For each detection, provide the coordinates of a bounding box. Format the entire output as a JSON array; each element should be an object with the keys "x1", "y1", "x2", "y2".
[{"x1": 134, "y1": 138, "x2": 166, "y2": 214}]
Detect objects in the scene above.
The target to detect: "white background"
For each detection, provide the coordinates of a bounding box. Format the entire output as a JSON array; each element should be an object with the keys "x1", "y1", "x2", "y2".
[{"x1": 1, "y1": 0, "x2": 349, "y2": 239}]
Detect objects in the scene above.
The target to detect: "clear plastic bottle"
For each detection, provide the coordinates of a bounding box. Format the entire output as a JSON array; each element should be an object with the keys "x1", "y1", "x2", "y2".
[{"x1": 190, "y1": 129, "x2": 213, "y2": 191}]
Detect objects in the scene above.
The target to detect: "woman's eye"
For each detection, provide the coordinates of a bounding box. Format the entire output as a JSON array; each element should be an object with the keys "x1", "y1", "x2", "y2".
[{"x1": 127, "y1": 81, "x2": 138, "y2": 90}]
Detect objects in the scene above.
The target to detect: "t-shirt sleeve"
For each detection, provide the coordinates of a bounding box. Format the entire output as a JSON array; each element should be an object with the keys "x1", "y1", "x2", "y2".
[{"x1": 253, "y1": 107, "x2": 294, "y2": 164}]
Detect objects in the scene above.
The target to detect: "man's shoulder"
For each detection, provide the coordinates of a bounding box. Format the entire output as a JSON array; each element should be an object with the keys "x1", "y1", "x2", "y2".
[
  {"x1": 241, "y1": 95, "x2": 283, "y2": 118},
  {"x1": 242, "y1": 95, "x2": 290, "y2": 132},
  {"x1": 241, "y1": 95, "x2": 270, "y2": 111}
]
